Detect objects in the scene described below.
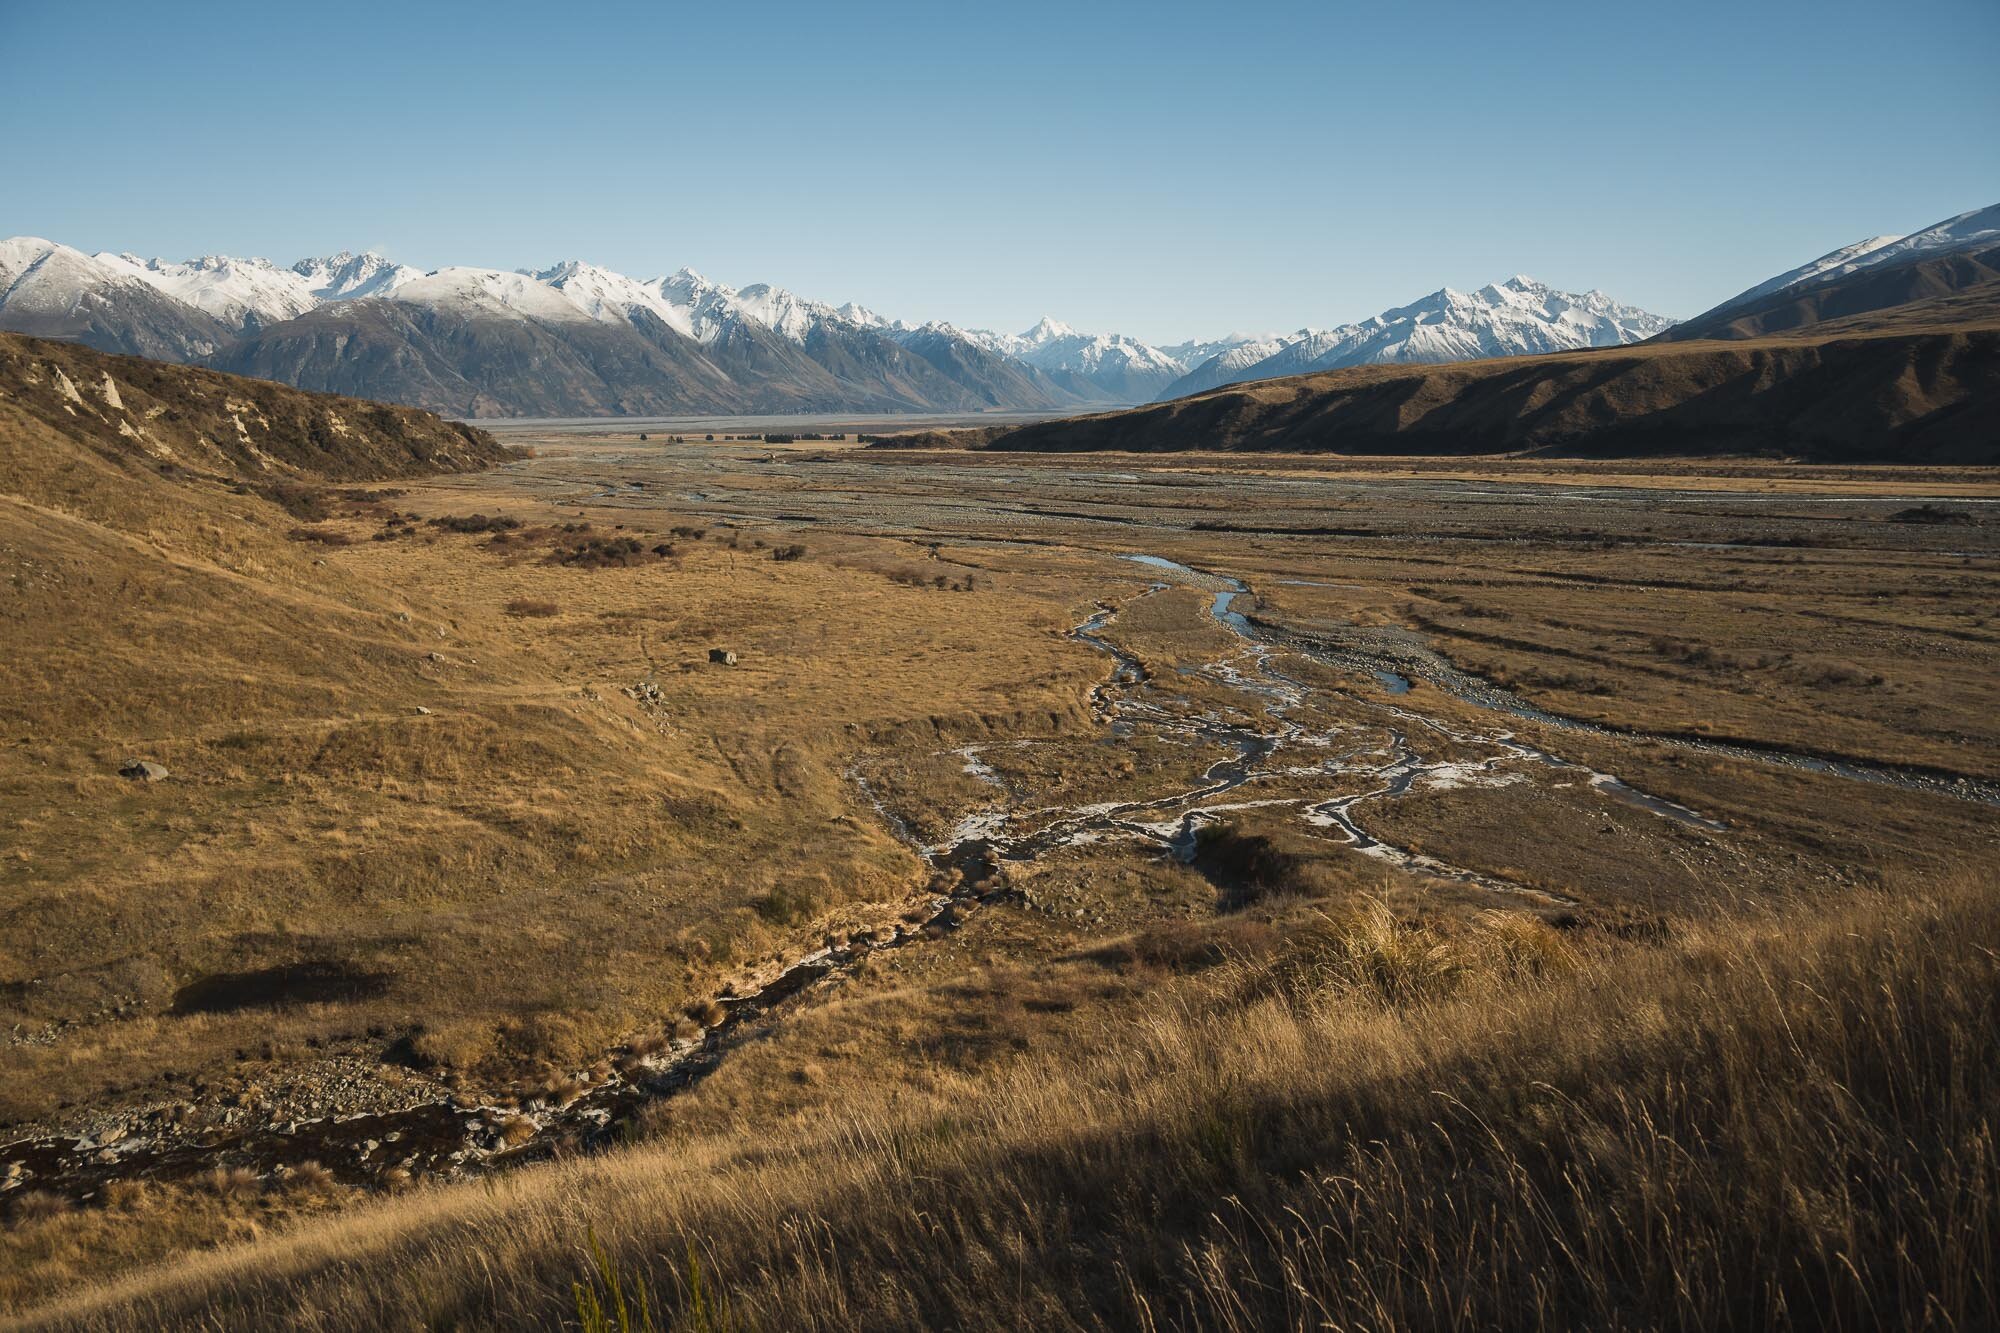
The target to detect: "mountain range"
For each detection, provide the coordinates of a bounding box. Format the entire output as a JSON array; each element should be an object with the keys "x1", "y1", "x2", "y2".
[
  {"x1": 0, "y1": 238, "x2": 1676, "y2": 420},
  {"x1": 1158, "y1": 280, "x2": 1675, "y2": 398},
  {"x1": 956, "y1": 202, "x2": 2000, "y2": 464}
]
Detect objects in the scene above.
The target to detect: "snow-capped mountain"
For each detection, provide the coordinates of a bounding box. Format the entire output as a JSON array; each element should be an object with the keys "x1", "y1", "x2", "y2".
[
  {"x1": 1158, "y1": 332, "x2": 1278, "y2": 372},
  {"x1": 1691, "y1": 203, "x2": 2000, "y2": 329},
  {"x1": 1160, "y1": 336, "x2": 1298, "y2": 398},
  {"x1": 531, "y1": 259, "x2": 694, "y2": 334},
  {"x1": 92, "y1": 252, "x2": 318, "y2": 330},
  {"x1": 0, "y1": 237, "x2": 232, "y2": 360},
  {"x1": 534, "y1": 261, "x2": 873, "y2": 348},
  {"x1": 389, "y1": 266, "x2": 600, "y2": 324},
  {"x1": 958, "y1": 317, "x2": 1190, "y2": 400},
  {"x1": 293, "y1": 251, "x2": 422, "y2": 302},
  {"x1": 2, "y1": 232, "x2": 1681, "y2": 419},
  {"x1": 1158, "y1": 278, "x2": 1673, "y2": 400},
  {"x1": 1661, "y1": 200, "x2": 2000, "y2": 343}
]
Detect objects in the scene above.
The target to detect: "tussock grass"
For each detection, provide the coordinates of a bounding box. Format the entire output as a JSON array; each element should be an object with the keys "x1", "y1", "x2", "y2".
[
  {"x1": 502, "y1": 597, "x2": 561, "y2": 618},
  {"x1": 30, "y1": 873, "x2": 1997, "y2": 1330}
]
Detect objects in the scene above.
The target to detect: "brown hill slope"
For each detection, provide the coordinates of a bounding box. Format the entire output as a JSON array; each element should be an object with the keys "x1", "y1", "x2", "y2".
[
  {"x1": 968, "y1": 325, "x2": 2000, "y2": 462},
  {"x1": 0, "y1": 331, "x2": 504, "y2": 486},
  {"x1": 0, "y1": 334, "x2": 1064, "y2": 1164},
  {"x1": 1661, "y1": 243, "x2": 2000, "y2": 343}
]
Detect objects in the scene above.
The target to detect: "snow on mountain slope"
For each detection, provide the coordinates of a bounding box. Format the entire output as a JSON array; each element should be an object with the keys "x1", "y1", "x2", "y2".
[
  {"x1": 955, "y1": 316, "x2": 1189, "y2": 399},
  {"x1": 533, "y1": 260, "x2": 696, "y2": 336},
  {"x1": 386, "y1": 267, "x2": 597, "y2": 323},
  {"x1": 1158, "y1": 332, "x2": 1276, "y2": 372},
  {"x1": 727, "y1": 283, "x2": 845, "y2": 342},
  {"x1": 1159, "y1": 334, "x2": 1303, "y2": 398},
  {"x1": 1159, "y1": 278, "x2": 1671, "y2": 400},
  {"x1": 1706, "y1": 202, "x2": 2000, "y2": 319},
  {"x1": 91, "y1": 252, "x2": 318, "y2": 329},
  {"x1": 0, "y1": 237, "x2": 233, "y2": 359},
  {"x1": 1707, "y1": 236, "x2": 1907, "y2": 317},
  {"x1": 537, "y1": 259, "x2": 901, "y2": 349},
  {"x1": 0, "y1": 238, "x2": 134, "y2": 316},
  {"x1": 293, "y1": 251, "x2": 423, "y2": 301},
  {"x1": 648, "y1": 268, "x2": 738, "y2": 341},
  {"x1": 1855, "y1": 203, "x2": 2000, "y2": 271}
]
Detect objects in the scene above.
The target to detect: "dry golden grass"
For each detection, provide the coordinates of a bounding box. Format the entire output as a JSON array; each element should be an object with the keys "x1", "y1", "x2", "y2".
[
  {"x1": 20, "y1": 870, "x2": 1994, "y2": 1331},
  {"x1": 0, "y1": 415, "x2": 1099, "y2": 1124},
  {"x1": 6, "y1": 375, "x2": 1996, "y2": 1324}
]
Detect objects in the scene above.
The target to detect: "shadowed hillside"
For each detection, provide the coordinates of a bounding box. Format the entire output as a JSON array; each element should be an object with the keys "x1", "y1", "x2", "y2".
[
  {"x1": 0, "y1": 332, "x2": 504, "y2": 485},
  {"x1": 963, "y1": 326, "x2": 2000, "y2": 462}
]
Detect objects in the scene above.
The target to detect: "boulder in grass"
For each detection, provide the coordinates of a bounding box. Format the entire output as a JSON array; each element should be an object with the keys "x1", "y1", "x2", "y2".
[{"x1": 120, "y1": 759, "x2": 169, "y2": 783}]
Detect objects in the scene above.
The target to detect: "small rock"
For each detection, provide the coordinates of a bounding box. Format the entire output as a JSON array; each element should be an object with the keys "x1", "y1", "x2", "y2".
[
  {"x1": 413, "y1": 706, "x2": 432, "y2": 716},
  {"x1": 119, "y1": 759, "x2": 169, "y2": 783},
  {"x1": 708, "y1": 648, "x2": 738, "y2": 666}
]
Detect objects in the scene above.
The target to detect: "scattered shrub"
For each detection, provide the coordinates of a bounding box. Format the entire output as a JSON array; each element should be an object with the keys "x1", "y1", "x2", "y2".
[
  {"x1": 505, "y1": 599, "x2": 562, "y2": 618},
  {"x1": 496, "y1": 1116, "x2": 538, "y2": 1147},
  {"x1": 1195, "y1": 824, "x2": 1346, "y2": 909},
  {"x1": 9, "y1": 1190, "x2": 70, "y2": 1224},
  {"x1": 552, "y1": 537, "x2": 662, "y2": 569},
  {"x1": 429, "y1": 513, "x2": 522, "y2": 534},
  {"x1": 771, "y1": 544, "x2": 807, "y2": 562},
  {"x1": 100, "y1": 1178, "x2": 150, "y2": 1211},
  {"x1": 753, "y1": 881, "x2": 820, "y2": 925},
  {"x1": 203, "y1": 1165, "x2": 262, "y2": 1199},
  {"x1": 263, "y1": 483, "x2": 332, "y2": 520}
]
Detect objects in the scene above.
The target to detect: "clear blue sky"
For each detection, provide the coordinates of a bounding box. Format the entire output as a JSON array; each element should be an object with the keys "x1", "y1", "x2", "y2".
[{"x1": 6, "y1": 0, "x2": 1996, "y2": 343}]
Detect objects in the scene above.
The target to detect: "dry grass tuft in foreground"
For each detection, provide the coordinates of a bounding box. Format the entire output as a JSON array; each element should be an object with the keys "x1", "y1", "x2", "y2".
[{"x1": 30, "y1": 871, "x2": 1997, "y2": 1331}]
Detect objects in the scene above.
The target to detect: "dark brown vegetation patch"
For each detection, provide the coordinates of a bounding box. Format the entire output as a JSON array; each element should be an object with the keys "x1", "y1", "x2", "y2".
[
  {"x1": 169, "y1": 961, "x2": 393, "y2": 1016},
  {"x1": 549, "y1": 536, "x2": 668, "y2": 569},
  {"x1": 428, "y1": 513, "x2": 522, "y2": 535},
  {"x1": 1194, "y1": 823, "x2": 1348, "y2": 910}
]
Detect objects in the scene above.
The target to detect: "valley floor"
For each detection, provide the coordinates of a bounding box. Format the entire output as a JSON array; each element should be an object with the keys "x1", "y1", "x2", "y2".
[{"x1": 4, "y1": 438, "x2": 1996, "y2": 1328}]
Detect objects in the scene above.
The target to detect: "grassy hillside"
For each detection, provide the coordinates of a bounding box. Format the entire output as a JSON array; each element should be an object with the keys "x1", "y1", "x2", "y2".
[
  {"x1": 964, "y1": 326, "x2": 2000, "y2": 462},
  {"x1": 27, "y1": 869, "x2": 1996, "y2": 1331},
  {"x1": 0, "y1": 338, "x2": 1094, "y2": 1147},
  {"x1": 0, "y1": 332, "x2": 504, "y2": 484}
]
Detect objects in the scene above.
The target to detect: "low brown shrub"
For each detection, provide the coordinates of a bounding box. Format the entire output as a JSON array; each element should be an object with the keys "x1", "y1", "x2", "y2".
[
  {"x1": 428, "y1": 513, "x2": 521, "y2": 535},
  {"x1": 202, "y1": 1165, "x2": 261, "y2": 1199},
  {"x1": 9, "y1": 1189, "x2": 70, "y2": 1224}
]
